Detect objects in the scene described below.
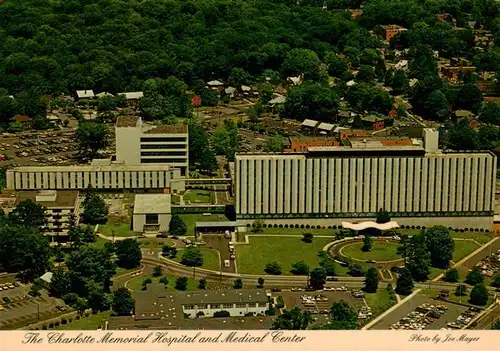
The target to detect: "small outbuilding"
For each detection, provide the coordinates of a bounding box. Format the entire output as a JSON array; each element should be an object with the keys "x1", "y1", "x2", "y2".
[{"x1": 133, "y1": 194, "x2": 171, "y2": 232}]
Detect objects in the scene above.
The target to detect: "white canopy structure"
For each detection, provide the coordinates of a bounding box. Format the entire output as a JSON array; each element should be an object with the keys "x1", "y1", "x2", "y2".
[{"x1": 341, "y1": 221, "x2": 400, "y2": 231}]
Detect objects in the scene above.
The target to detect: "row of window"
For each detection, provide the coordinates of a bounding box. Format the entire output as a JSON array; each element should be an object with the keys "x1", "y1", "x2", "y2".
[
  {"x1": 15, "y1": 171, "x2": 172, "y2": 190},
  {"x1": 182, "y1": 302, "x2": 267, "y2": 310},
  {"x1": 140, "y1": 144, "x2": 188, "y2": 150},
  {"x1": 237, "y1": 156, "x2": 495, "y2": 214},
  {"x1": 141, "y1": 158, "x2": 187, "y2": 164},
  {"x1": 141, "y1": 151, "x2": 187, "y2": 157},
  {"x1": 140, "y1": 137, "x2": 187, "y2": 143}
]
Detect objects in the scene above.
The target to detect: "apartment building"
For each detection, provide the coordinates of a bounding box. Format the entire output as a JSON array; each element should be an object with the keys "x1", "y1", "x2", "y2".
[
  {"x1": 15, "y1": 190, "x2": 79, "y2": 240},
  {"x1": 235, "y1": 130, "x2": 497, "y2": 230},
  {"x1": 115, "y1": 116, "x2": 189, "y2": 175},
  {"x1": 6, "y1": 162, "x2": 185, "y2": 193}
]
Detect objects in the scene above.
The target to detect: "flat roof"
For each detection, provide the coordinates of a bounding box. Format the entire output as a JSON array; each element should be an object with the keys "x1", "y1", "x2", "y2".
[
  {"x1": 301, "y1": 119, "x2": 319, "y2": 128},
  {"x1": 9, "y1": 164, "x2": 173, "y2": 172},
  {"x1": 317, "y1": 122, "x2": 335, "y2": 131},
  {"x1": 16, "y1": 190, "x2": 79, "y2": 208},
  {"x1": 116, "y1": 116, "x2": 139, "y2": 127},
  {"x1": 307, "y1": 145, "x2": 425, "y2": 152},
  {"x1": 195, "y1": 221, "x2": 237, "y2": 228},
  {"x1": 133, "y1": 194, "x2": 171, "y2": 214},
  {"x1": 142, "y1": 124, "x2": 188, "y2": 134},
  {"x1": 76, "y1": 90, "x2": 94, "y2": 99},
  {"x1": 342, "y1": 221, "x2": 400, "y2": 231},
  {"x1": 118, "y1": 92, "x2": 144, "y2": 100}
]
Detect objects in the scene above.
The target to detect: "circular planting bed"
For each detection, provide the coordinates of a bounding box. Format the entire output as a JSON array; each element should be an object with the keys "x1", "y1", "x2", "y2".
[{"x1": 340, "y1": 241, "x2": 401, "y2": 261}]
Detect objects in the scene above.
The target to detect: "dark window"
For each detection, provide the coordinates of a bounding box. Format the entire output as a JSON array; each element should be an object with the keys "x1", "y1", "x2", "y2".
[
  {"x1": 140, "y1": 137, "x2": 187, "y2": 143},
  {"x1": 145, "y1": 214, "x2": 159, "y2": 225},
  {"x1": 141, "y1": 158, "x2": 187, "y2": 163},
  {"x1": 141, "y1": 144, "x2": 187, "y2": 149},
  {"x1": 141, "y1": 151, "x2": 187, "y2": 157}
]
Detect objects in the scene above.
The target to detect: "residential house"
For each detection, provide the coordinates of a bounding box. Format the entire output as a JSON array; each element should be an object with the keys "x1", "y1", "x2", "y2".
[
  {"x1": 348, "y1": 9, "x2": 363, "y2": 18},
  {"x1": 381, "y1": 25, "x2": 407, "y2": 41},
  {"x1": 361, "y1": 115, "x2": 385, "y2": 131},
  {"x1": 76, "y1": 90, "x2": 95, "y2": 100},
  {"x1": 206, "y1": 80, "x2": 225, "y2": 92},
  {"x1": 10, "y1": 115, "x2": 31, "y2": 127},
  {"x1": 285, "y1": 136, "x2": 339, "y2": 152}
]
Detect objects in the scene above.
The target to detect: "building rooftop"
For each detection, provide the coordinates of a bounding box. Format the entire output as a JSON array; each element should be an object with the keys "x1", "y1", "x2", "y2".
[
  {"x1": 116, "y1": 116, "x2": 140, "y2": 127},
  {"x1": 10, "y1": 115, "x2": 31, "y2": 122},
  {"x1": 301, "y1": 119, "x2": 319, "y2": 128},
  {"x1": 317, "y1": 122, "x2": 335, "y2": 131},
  {"x1": 9, "y1": 164, "x2": 174, "y2": 172},
  {"x1": 16, "y1": 190, "x2": 79, "y2": 208},
  {"x1": 362, "y1": 115, "x2": 385, "y2": 123},
  {"x1": 207, "y1": 80, "x2": 224, "y2": 86},
  {"x1": 91, "y1": 158, "x2": 112, "y2": 166},
  {"x1": 133, "y1": 194, "x2": 171, "y2": 214},
  {"x1": 76, "y1": 90, "x2": 95, "y2": 99},
  {"x1": 195, "y1": 221, "x2": 238, "y2": 228},
  {"x1": 118, "y1": 92, "x2": 144, "y2": 100},
  {"x1": 142, "y1": 124, "x2": 188, "y2": 134}
]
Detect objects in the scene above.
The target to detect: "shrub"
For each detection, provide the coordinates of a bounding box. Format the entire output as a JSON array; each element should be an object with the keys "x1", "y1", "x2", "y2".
[
  {"x1": 213, "y1": 310, "x2": 230, "y2": 318},
  {"x1": 276, "y1": 296, "x2": 285, "y2": 308}
]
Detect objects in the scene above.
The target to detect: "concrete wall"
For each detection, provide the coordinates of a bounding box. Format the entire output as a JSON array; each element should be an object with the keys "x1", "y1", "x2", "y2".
[
  {"x1": 133, "y1": 213, "x2": 171, "y2": 232},
  {"x1": 237, "y1": 216, "x2": 494, "y2": 231},
  {"x1": 7, "y1": 168, "x2": 184, "y2": 191},
  {"x1": 115, "y1": 125, "x2": 141, "y2": 165},
  {"x1": 183, "y1": 303, "x2": 269, "y2": 318},
  {"x1": 235, "y1": 153, "x2": 497, "y2": 227}
]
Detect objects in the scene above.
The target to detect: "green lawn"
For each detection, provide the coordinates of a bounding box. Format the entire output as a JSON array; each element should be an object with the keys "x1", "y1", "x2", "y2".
[
  {"x1": 91, "y1": 237, "x2": 109, "y2": 250},
  {"x1": 421, "y1": 289, "x2": 493, "y2": 307},
  {"x1": 259, "y1": 227, "x2": 336, "y2": 235},
  {"x1": 179, "y1": 214, "x2": 229, "y2": 236},
  {"x1": 453, "y1": 240, "x2": 480, "y2": 262},
  {"x1": 55, "y1": 311, "x2": 111, "y2": 330},
  {"x1": 364, "y1": 288, "x2": 396, "y2": 317},
  {"x1": 340, "y1": 241, "x2": 401, "y2": 261},
  {"x1": 173, "y1": 248, "x2": 221, "y2": 271},
  {"x1": 98, "y1": 222, "x2": 136, "y2": 237},
  {"x1": 126, "y1": 274, "x2": 198, "y2": 292},
  {"x1": 451, "y1": 232, "x2": 492, "y2": 245},
  {"x1": 114, "y1": 267, "x2": 139, "y2": 277},
  {"x1": 183, "y1": 189, "x2": 213, "y2": 204},
  {"x1": 236, "y1": 237, "x2": 333, "y2": 275}
]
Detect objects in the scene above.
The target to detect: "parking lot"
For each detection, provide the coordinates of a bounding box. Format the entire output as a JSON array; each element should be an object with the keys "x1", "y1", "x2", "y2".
[
  {"x1": 371, "y1": 294, "x2": 469, "y2": 330},
  {"x1": 202, "y1": 234, "x2": 236, "y2": 274},
  {"x1": 274, "y1": 290, "x2": 366, "y2": 314}
]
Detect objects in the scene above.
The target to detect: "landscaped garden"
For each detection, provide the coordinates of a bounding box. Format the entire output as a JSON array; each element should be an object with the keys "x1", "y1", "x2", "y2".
[
  {"x1": 173, "y1": 247, "x2": 221, "y2": 271},
  {"x1": 126, "y1": 274, "x2": 198, "y2": 292},
  {"x1": 340, "y1": 241, "x2": 401, "y2": 261},
  {"x1": 182, "y1": 189, "x2": 213, "y2": 204},
  {"x1": 97, "y1": 222, "x2": 136, "y2": 238},
  {"x1": 236, "y1": 236, "x2": 336, "y2": 275},
  {"x1": 55, "y1": 311, "x2": 111, "y2": 330}
]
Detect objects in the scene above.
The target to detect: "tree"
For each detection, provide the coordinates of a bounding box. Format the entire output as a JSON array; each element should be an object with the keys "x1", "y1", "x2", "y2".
[
  {"x1": 281, "y1": 48, "x2": 321, "y2": 81},
  {"x1": 49, "y1": 269, "x2": 71, "y2": 297},
  {"x1": 257, "y1": 277, "x2": 265, "y2": 288},
  {"x1": 29, "y1": 280, "x2": 42, "y2": 297},
  {"x1": 424, "y1": 226, "x2": 454, "y2": 269},
  {"x1": 356, "y1": 65, "x2": 375, "y2": 83},
  {"x1": 480, "y1": 102, "x2": 500, "y2": 125},
  {"x1": 362, "y1": 235, "x2": 373, "y2": 252},
  {"x1": 142, "y1": 278, "x2": 152, "y2": 290},
  {"x1": 188, "y1": 121, "x2": 217, "y2": 173},
  {"x1": 455, "y1": 83, "x2": 483, "y2": 114},
  {"x1": 466, "y1": 267, "x2": 484, "y2": 286},
  {"x1": 198, "y1": 279, "x2": 207, "y2": 290},
  {"x1": 73, "y1": 298, "x2": 89, "y2": 314},
  {"x1": 153, "y1": 265, "x2": 163, "y2": 277},
  {"x1": 258, "y1": 84, "x2": 274, "y2": 106},
  {"x1": 491, "y1": 321, "x2": 500, "y2": 330},
  {"x1": 233, "y1": 278, "x2": 243, "y2": 289},
  {"x1": 364, "y1": 267, "x2": 379, "y2": 293},
  {"x1": 272, "y1": 307, "x2": 313, "y2": 330},
  {"x1": 391, "y1": 70, "x2": 409, "y2": 95},
  {"x1": 162, "y1": 245, "x2": 177, "y2": 259},
  {"x1": 264, "y1": 135, "x2": 285, "y2": 152},
  {"x1": 251, "y1": 220, "x2": 264, "y2": 233},
  {"x1": 8, "y1": 199, "x2": 47, "y2": 228},
  {"x1": 228, "y1": 68, "x2": 250, "y2": 88},
  {"x1": 290, "y1": 261, "x2": 310, "y2": 275},
  {"x1": 181, "y1": 247, "x2": 203, "y2": 277},
  {"x1": 112, "y1": 288, "x2": 135, "y2": 316},
  {"x1": 491, "y1": 274, "x2": 500, "y2": 288},
  {"x1": 469, "y1": 283, "x2": 489, "y2": 306},
  {"x1": 302, "y1": 233, "x2": 313, "y2": 243},
  {"x1": 444, "y1": 268, "x2": 460, "y2": 283},
  {"x1": 425, "y1": 90, "x2": 449, "y2": 121},
  {"x1": 347, "y1": 263, "x2": 365, "y2": 277},
  {"x1": 115, "y1": 239, "x2": 142, "y2": 269},
  {"x1": 406, "y1": 234, "x2": 431, "y2": 281},
  {"x1": 319, "y1": 258, "x2": 336, "y2": 276},
  {"x1": 159, "y1": 276, "x2": 169, "y2": 286},
  {"x1": 175, "y1": 277, "x2": 188, "y2": 291},
  {"x1": 444, "y1": 119, "x2": 479, "y2": 150},
  {"x1": 310, "y1": 267, "x2": 327, "y2": 290},
  {"x1": 265, "y1": 262, "x2": 282, "y2": 275},
  {"x1": 375, "y1": 209, "x2": 390, "y2": 224},
  {"x1": 396, "y1": 267, "x2": 414, "y2": 295},
  {"x1": 455, "y1": 284, "x2": 467, "y2": 296},
  {"x1": 409, "y1": 44, "x2": 438, "y2": 79},
  {"x1": 169, "y1": 214, "x2": 187, "y2": 237},
  {"x1": 75, "y1": 122, "x2": 110, "y2": 159},
  {"x1": 327, "y1": 300, "x2": 358, "y2": 330},
  {"x1": 82, "y1": 195, "x2": 108, "y2": 225},
  {"x1": 284, "y1": 81, "x2": 339, "y2": 122},
  {"x1": 324, "y1": 53, "x2": 350, "y2": 79}
]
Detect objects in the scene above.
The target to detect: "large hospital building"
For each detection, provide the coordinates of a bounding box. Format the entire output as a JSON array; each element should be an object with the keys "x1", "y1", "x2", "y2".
[{"x1": 235, "y1": 129, "x2": 497, "y2": 230}]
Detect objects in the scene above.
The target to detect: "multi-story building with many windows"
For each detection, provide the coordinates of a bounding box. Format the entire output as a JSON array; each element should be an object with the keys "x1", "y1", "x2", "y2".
[
  {"x1": 15, "y1": 190, "x2": 79, "y2": 241},
  {"x1": 235, "y1": 130, "x2": 497, "y2": 230},
  {"x1": 6, "y1": 161, "x2": 185, "y2": 193},
  {"x1": 115, "y1": 116, "x2": 189, "y2": 176}
]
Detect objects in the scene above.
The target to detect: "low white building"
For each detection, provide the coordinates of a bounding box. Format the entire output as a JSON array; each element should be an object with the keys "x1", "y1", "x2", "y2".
[
  {"x1": 133, "y1": 194, "x2": 171, "y2": 232},
  {"x1": 15, "y1": 190, "x2": 80, "y2": 240},
  {"x1": 180, "y1": 289, "x2": 269, "y2": 318}
]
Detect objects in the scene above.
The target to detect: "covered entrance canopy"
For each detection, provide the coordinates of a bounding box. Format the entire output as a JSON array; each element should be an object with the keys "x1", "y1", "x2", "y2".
[
  {"x1": 195, "y1": 221, "x2": 238, "y2": 233},
  {"x1": 341, "y1": 221, "x2": 400, "y2": 231}
]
